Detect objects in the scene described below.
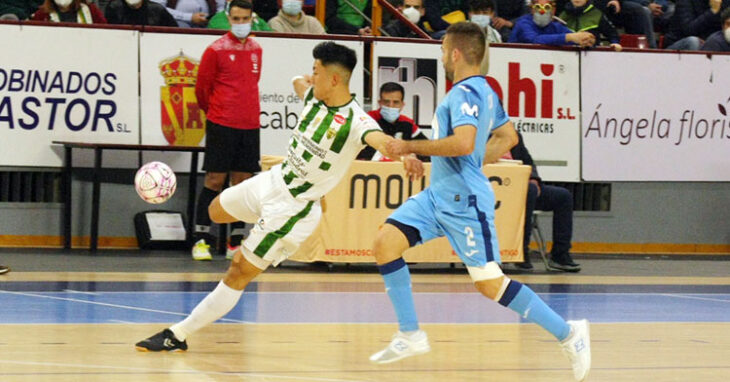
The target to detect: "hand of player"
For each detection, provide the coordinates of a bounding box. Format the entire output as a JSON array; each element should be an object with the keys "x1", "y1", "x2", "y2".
[
  {"x1": 402, "y1": 156, "x2": 424, "y2": 181},
  {"x1": 386, "y1": 139, "x2": 410, "y2": 157},
  {"x1": 192, "y1": 12, "x2": 208, "y2": 25}
]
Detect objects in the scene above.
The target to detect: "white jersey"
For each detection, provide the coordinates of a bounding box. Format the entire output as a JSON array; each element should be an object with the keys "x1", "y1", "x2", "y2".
[{"x1": 280, "y1": 87, "x2": 381, "y2": 200}]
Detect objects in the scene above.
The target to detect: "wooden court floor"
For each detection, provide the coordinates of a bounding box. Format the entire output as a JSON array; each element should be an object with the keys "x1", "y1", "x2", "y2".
[{"x1": 1, "y1": 272, "x2": 729, "y2": 381}]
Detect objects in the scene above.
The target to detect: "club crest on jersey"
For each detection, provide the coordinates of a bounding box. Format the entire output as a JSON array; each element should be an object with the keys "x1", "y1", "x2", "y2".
[
  {"x1": 229, "y1": 54, "x2": 236, "y2": 62},
  {"x1": 326, "y1": 128, "x2": 337, "y2": 139}
]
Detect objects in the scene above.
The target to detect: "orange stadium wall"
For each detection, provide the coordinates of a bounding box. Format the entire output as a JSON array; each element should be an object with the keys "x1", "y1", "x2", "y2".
[{"x1": 0, "y1": 22, "x2": 728, "y2": 254}]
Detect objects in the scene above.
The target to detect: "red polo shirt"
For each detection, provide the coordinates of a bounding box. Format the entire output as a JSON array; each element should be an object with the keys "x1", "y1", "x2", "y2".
[{"x1": 196, "y1": 32, "x2": 262, "y2": 130}]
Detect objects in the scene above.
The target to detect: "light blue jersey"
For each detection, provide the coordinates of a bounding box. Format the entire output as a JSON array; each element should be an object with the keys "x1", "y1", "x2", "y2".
[{"x1": 387, "y1": 75, "x2": 510, "y2": 266}]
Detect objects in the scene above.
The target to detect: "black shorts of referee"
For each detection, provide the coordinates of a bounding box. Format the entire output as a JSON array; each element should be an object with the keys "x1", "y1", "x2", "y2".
[{"x1": 203, "y1": 120, "x2": 261, "y2": 174}]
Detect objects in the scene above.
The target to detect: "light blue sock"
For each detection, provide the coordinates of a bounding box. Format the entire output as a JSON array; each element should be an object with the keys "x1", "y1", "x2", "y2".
[
  {"x1": 378, "y1": 258, "x2": 419, "y2": 332},
  {"x1": 498, "y1": 280, "x2": 570, "y2": 341}
]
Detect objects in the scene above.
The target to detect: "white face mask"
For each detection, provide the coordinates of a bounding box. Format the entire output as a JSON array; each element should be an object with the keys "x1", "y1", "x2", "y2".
[
  {"x1": 533, "y1": 12, "x2": 552, "y2": 28},
  {"x1": 231, "y1": 22, "x2": 251, "y2": 38},
  {"x1": 470, "y1": 14, "x2": 491, "y2": 28},
  {"x1": 725, "y1": 28, "x2": 730, "y2": 44},
  {"x1": 54, "y1": 0, "x2": 73, "y2": 8},
  {"x1": 125, "y1": 0, "x2": 142, "y2": 6},
  {"x1": 380, "y1": 106, "x2": 400, "y2": 123},
  {"x1": 282, "y1": 0, "x2": 302, "y2": 16},
  {"x1": 402, "y1": 6, "x2": 421, "y2": 24}
]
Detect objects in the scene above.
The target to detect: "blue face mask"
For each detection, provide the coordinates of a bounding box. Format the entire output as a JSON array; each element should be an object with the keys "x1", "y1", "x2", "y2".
[
  {"x1": 470, "y1": 14, "x2": 491, "y2": 29},
  {"x1": 380, "y1": 106, "x2": 400, "y2": 123},
  {"x1": 282, "y1": 0, "x2": 302, "y2": 16},
  {"x1": 231, "y1": 22, "x2": 251, "y2": 39}
]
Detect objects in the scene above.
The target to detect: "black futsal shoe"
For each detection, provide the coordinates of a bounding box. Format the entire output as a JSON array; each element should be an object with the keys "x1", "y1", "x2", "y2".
[
  {"x1": 0, "y1": 265, "x2": 9, "y2": 275},
  {"x1": 135, "y1": 329, "x2": 188, "y2": 352}
]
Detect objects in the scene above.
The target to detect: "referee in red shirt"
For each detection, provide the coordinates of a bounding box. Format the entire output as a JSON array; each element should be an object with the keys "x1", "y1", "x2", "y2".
[{"x1": 192, "y1": 0, "x2": 262, "y2": 261}]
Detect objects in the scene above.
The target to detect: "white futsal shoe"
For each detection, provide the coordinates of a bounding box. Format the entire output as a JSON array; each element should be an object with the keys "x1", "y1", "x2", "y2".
[
  {"x1": 560, "y1": 319, "x2": 592, "y2": 381},
  {"x1": 370, "y1": 330, "x2": 430, "y2": 364}
]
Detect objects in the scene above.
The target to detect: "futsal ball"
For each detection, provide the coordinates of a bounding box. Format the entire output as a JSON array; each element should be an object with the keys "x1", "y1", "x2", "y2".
[{"x1": 134, "y1": 161, "x2": 177, "y2": 204}]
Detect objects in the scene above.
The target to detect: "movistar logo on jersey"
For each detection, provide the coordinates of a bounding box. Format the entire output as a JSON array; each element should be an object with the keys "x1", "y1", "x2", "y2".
[{"x1": 461, "y1": 103, "x2": 479, "y2": 117}]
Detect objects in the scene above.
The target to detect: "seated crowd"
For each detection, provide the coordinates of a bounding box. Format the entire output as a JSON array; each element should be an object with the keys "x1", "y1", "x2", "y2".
[{"x1": 1, "y1": 0, "x2": 728, "y2": 51}]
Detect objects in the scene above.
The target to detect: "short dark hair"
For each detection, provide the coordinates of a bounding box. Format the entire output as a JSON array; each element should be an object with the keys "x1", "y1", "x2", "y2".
[
  {"x1": 379, "y1": 82, "x2": 405, "y2": 99},
  {"x1": 445, "y1": 22, "x2": 486, "y2": 66},
  {"x1": 312, "y1": 41, "x2": 357, "y2": 73},
  {"x1": 722, "y1": 7, "x2": 730, "y2": 23},
  {"x1": 228, "y1": 0, "x2": 253, "y2": 13},
  {"x1": 469, "y1": 0, "x2": 496, "y2": 13}
]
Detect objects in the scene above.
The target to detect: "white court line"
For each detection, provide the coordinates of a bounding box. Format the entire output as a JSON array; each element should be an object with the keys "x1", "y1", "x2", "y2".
[
  {"x1": 0, "y1": 290, "x2": 246, "y2": 323},
  {"x1": 0, "y1": 359, "x2": 365, "y2": 382},
  {"x1": 660, "y1": 294, "x2": 730, "y2": 304}
]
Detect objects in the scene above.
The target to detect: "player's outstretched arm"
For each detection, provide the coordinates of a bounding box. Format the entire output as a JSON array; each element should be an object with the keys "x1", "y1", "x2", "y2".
[
  {"x1": 291, "y1": 75, "x2": 313, "y2": 100},
  {"x1": 387, "y1": 125, "x2": 477, "y2": 157},
  {"x1": 483, "y1": 121, "x2": 518, "y2": 165},
  {"x1": 364, "y1": 131, "x2": 424, "y2": 180}
]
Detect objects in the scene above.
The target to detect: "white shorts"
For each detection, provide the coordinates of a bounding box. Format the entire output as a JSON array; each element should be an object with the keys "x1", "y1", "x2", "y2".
[{"x1": 219, "y1": 166, "x2": 322, "y2": 269}]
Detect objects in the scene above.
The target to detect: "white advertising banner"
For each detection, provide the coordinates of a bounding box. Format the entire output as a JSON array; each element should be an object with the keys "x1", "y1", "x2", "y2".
[
  {"x1": 0, "y1": 25, "x2": 140, "y2": 167},
  {"x1": 581, "y1": 51, "x2": 730, "y2": 181},
  {"x1": 487, "y1": 47, "x2": 581, "y2": 182},
  {"x1": 372, "y1": 43, "x2": 580, "y2": 181},
  {"x1": 139, "y1": 32, "x2": 364, "y2": 171},
  {"x1": 372, "y1": 41, "x2": 446, "y2": 133}
]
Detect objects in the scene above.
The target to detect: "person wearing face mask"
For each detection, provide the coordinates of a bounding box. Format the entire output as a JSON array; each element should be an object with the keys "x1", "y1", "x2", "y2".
[
  {"x1": 469, "y1": 0, "x2": 501, "y2": 43},
  {"x1": 702, "y1": 7, "x2": 730, "y2": 50},
  {"x1": 208, "y1": 0, "x2": 271, "y2": 30},
  {"x1": 32, "y1": 0, "x2": 106, "y2": 23},
  {"x1": 358, "y1": 82, "x2": 429, "y2": 161},
  {"x1": 105, "y1": 0, "x2": 177, "y2": 26},
  {"x1": 268, "y1": 0, "x2": 325, "y2": 33},
  {"x1": 558, "y1": 0, "x2": 622, "y2": 50},
  {"x1": 381, "y1": 0, "x2": 428, "y2": 37},
  {"x1": 190, "y1": 0, "x2": 263, "y2": 262},
  {"x1": 508, "y1": 0, "x2": 595, "y2": 46}
]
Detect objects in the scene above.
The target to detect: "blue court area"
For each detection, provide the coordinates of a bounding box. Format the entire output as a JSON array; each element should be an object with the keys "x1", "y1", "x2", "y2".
[{"x1": 2, "y1": 282, "x2": 729, "y2": 325}]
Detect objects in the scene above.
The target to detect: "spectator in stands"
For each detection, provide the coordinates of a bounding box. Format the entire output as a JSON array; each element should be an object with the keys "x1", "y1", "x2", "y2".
[
  {"x1": 105, "y1": 0, "x2": 177, "y2": 26},
  {"x1": 357, "y1": 82, "x2": 429, "y2": 161},
  {"x1": 150, "y1": 0, "x2": 223, "y2": 28},
  {"x1": 625, "y1": 0, "x2": 675, "y2": 32},
  {"x1": 557, "y1": 0, "x2": 658, "y2": 48},
  {"x1": 469, "y1": 0, "x2": 501, "y2": 43},
  {"x1": 508, "y1": 0, "x2": 596, "y2": 46},
  {"x1": 0, "y1": 0, "x2": 43, "y2": 19},
  {"x1": 491, "y1": 132, "x2": 581, "y2": 272},
  {"x1": 325, "y1": 0, "x2": 372, "y2": 35},
  {"x1": 559, "y1": 0, "x2": 622, "y2": 50},
  {"x1": 268, "y1": 0, "x2": 325, "y2": 34},
  {"x1": 423, "y1": 0, "x2": 469, "y2": 37},
  {"x1": 493, "y1": 0, "x2": 529, "y2": 40},
  {"x1": 664, "y1": 0, "x2": 729, "y2": 50},
  {"x1": 701, "y1": 6, "x2": 730, "y2": 50},
  {"x1": 209, "y1": 0, "x2": 271, "y2": 30},
  {"x1": 32, "y1": 0, "x2": 107, "y2": 23},
  {"x1": 381, "y1": 0, "x2": 428, "y2": 37},
  {"x1": 251, "y1": 0, "x2": 277, "y2": 20}
]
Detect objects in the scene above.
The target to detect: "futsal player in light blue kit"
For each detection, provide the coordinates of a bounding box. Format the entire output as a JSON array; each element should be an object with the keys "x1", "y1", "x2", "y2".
[{"x1": 369, "y1": 22, "x2": 592, "y2": 381}]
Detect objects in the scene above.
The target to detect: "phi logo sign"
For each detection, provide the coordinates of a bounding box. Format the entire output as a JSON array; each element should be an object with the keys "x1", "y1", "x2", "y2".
[{"x1": 460, "y1": 103, "x2": 478, "y2": 117}]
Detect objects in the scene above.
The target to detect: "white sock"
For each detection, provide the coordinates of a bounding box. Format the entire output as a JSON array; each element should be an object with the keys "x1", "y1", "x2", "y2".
[{"x1": 170, "y1": 281, "x2": 243, "y2": 341}]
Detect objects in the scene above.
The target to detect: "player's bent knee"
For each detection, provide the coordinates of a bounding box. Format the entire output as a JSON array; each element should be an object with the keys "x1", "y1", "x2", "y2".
[
  {"x1": 469, "y1": 262, "x2": 509, "y2": 300},
  {"x1": 223, "y1": 247, "x2": 267, "y2": 290},
  {"x1": 372, "y1": 224, "x2": 409, "y2": 265}
]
